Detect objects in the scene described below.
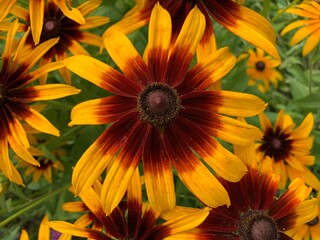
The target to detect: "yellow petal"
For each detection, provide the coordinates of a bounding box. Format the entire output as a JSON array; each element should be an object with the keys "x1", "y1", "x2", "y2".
[
  {"x1": 19, "y1": 229, "x2": 29, "y2": 240},
  {"x1": 209, "y1": 2, "x2": 279, "y2": 60},
  {"x1": 20, "y1": 107, "x2": 59, "y2": 136},
  {"x1": 148, "y1": 2, "x2": 171, "y2": 51},
  {"x1": 202, "y1": 139, "x2": 248, "y2": 181},
  {"x1": 161, "y1": 207, "x2": 210, "y2": 235},
  {"x1": 217, "y1": 91, "x2": 267, "y2": 117},
  {"x1": 23, "y1": 84, "x2": 81, "y2": 101},
  {"x1": 0, "y1": 0, "x2": 17, "y2": 21},
  {"x1": 53, "y1": 0, "x2": 85, "y2": 24},
  {"x1": 30, "y1": 0, "x2": 44, "y2": 45},
  {"x1": 293, "y1": 198, "x2": 319, "y2": 227},
  {"x1": 174, "y1": 6, "x2": 205, "y2": 53},
  {"x1": 104, "y1": 31, "x2": 149, "y2": 85},
  {"x1": 77, "y1": 16, "x2": 109, "y2": 30},
  {"x1": 48, "y1": 221, "x2": 105, "y2": 239},
  {"x1": 174, "y1": 156, "x2": 230, "y2": 208},
  {"x1": 287, "y1": 165, "x2": 320, "y2": 191},
  {"x1": 303, "y1": 31, "x2": 320, "y2": 56},
  {"x1": 17, "y1": 38, "x2": 59, "y2": 77},
  {"x1": 39, "y1": 215, "x2": 50, "y2": 240}
]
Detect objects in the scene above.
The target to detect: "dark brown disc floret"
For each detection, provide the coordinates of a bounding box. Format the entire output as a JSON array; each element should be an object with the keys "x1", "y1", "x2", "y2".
[
  {"x1": 255, "y1": 61, "x2": 266, "y2": 71},
  {"x1": 239, "y1": 210, "x2": 279, "y2": 240},
  {"x1": 36, "y1": 156, "x2": 54, "y2": 170},
  {"x1": 0, "y1": 84, "x2": 7, "y2": 105},
  {"x1": 138, "y1": 83, "x2": 181, "y2": 127}
]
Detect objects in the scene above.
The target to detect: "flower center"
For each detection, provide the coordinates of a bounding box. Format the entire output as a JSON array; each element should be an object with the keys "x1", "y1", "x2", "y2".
[
  {"x1": 258, "y1": 127, "x2": 293, "y2": 162},
  {"x1": 239, "y1": 210, "x2": 279, "y2": 240},
  {"x1": 36, "y1": 157, "x2": 54, "y2": 170},
  {"x1": 138, "y1": 83, "x2": 180, "y2": 127},
  {"x1": 43, "y1": 19, "x2": 60, "y2": 38},
  {"x1": 307, "y1": 216, "x2": 319, "y2": 226},
  {"x1": 255, "y1": 61, "x2": 265, "y2": 71},
  {"x1": 272, "y1": 138, "x2": 281, "y2": 149}
]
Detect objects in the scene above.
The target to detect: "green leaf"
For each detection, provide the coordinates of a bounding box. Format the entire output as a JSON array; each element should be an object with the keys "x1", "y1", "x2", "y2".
[{"x1": 291, "y1": 93, "x2": 320, "y2": 108}]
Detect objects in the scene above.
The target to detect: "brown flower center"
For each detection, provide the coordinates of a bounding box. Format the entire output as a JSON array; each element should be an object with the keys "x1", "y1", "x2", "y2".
[
  {"x1": 258, "y1": 127, "x2": 293, "y2": 162},
  {"x1": 43, "y1": 19, "x2": 60, "y2": 38},
  {"x1": 36, "y1": 157, "x2": 54, "y2": 170},
  {"x1": 239, "y1": 210, "x2": 279, "y2": 240},
  {"x1": 255, "y1": 61, "x2": 265, "y2": 71},
  {"x1": 138, "y1": 83, "x2": 180, "y2": 127},
  {"x1": 307, "y1": 216, "x2": 319, "y2": 226}
]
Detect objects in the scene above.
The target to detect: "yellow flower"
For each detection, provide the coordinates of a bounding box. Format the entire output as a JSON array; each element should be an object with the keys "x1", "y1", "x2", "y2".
[
  {"x1": 10, "y1": 0, "x2": 109, "y2": 83},
  {"x1": 103, "y1": 0, "x2": 279, "y2": 61},
  {"x1": 18, "y1": 149, "x2": 64, "y2": 183},
  {"x1": 256, "y1": 109, "x2": 320, "y2": 190},
  {"x1": 49, "y1": 170, "x2": 210, "y2": 239},
  {"x1": 0, "y1": 21, "x2": 80, "y2": 185},
  {"x1": 247, "y1": 48, "x2": 283, "y2": 92},
  {"x1": 63, "y1": 3, "x2": 266, "y2": 214},
  {"x1": 281, "y1": 1, "x2": 320, "y2": 56}
]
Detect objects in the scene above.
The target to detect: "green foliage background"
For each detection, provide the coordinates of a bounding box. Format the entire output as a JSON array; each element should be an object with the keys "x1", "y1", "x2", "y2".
[{"x1": 0, "y1": 0, "x2": 319, "y2": 239}]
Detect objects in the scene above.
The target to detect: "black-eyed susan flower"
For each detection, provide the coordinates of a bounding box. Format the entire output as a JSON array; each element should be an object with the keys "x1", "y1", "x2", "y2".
[
  {"x1": 49, "y1": 169, "x2": 210, "y2": 239},
  {"x1": 63, "y1": 3, "x2": 266, "y2": 214},
  {"x1": 103, "y1": 0, "x2": 280, "y2": 61},
  {"x1": 257, "y1": 110, "x2": 320, "y2": 190},
  {"x1": 281, "y1": 1, "x2": 320, "y2": 56},
  {"x1": 10, "y1": 0, "x2": 109, "y2": 83},
  {"x1": 172, "y1": 143, "x2": 319, "y2": 239},
  {"x1": 16, "y1": 120, "x2": 64, "y2": 183},
  {"x1": 18, "y1": 149, "x2": 64, "y2": 183},
  {"x1": 247, "y1": 48, "x2": 283, "y2": 92},
  {"x1": 287, "y1": 193, "x2": 320, "y2": 240},
  {"x1": 0, "y1": 21, "x2": 80, "y2": 185},
  {"x1": 29, "y1": 0, "x2": 86, "y2": 45},
  {"x1": 20, "y1": 214, "x2": 51, "y2": 240}
]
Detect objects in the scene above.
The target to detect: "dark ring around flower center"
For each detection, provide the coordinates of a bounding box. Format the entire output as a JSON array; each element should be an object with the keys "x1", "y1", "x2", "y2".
[
  {"x1": 0, "y1": 84, "x2": 7, "y2": 105},
  {"x1": 239, "y1": 210, "x2": 278, "y2": 240},
  {"x1": 255, "y1": 61, "x2": 266, "y2": 71},
  {"x1": 138, "y1": 83, "x2": 180, "y2": 127},
  {"x1": 43, "y1": 19, "x2": 60, "y2": 38}
]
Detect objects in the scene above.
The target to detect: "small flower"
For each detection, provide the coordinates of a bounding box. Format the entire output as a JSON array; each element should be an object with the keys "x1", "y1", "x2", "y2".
[
  {"x1": 281, "y1": 1, "x2": 320, "y2": 56},
  {"x1": 49, "y1": 169, "x2": 210, "y2": 240},
  {"x1": 63, "y1": 4, "x2": 266, "y2": 214},
  {"x1": 256, "y1": 110, "x2": 320, "y2": 190},
  {"x1": 18, "y1": 150, "x2": 64, "y2": 183},
  {"x1": 0, "y1": 21, "x2": 80, "y2": 185},
  {"x1": 10, "y1": 0, "x2": 109, "y2": 83},
  {"x1": 246, "y1": 48, "x2": 283, "y2": 92}
]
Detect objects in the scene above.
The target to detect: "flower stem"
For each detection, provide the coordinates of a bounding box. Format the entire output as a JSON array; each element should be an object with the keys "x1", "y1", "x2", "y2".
[
  {"x1": 262, "y1": 0, "x2": 271, "y2": 18},
  {"x1": 308, "y1": 51, "x2": 314, "y2": 94},
  {"x1": 0, "y1": 184, "x2": 70, "y2": 228}
]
